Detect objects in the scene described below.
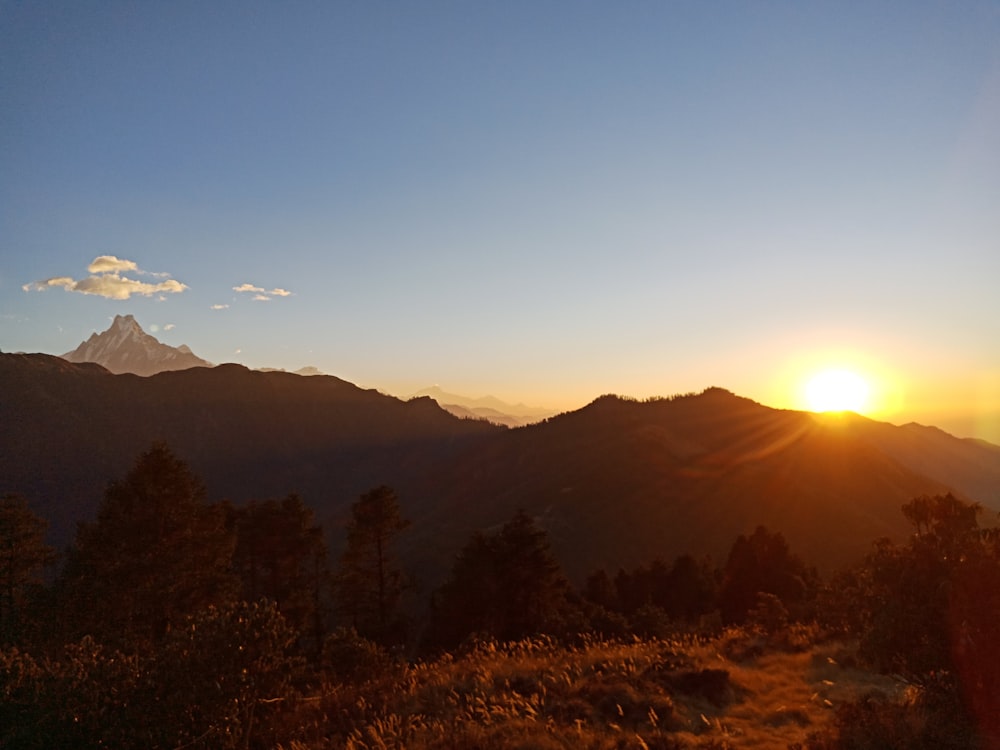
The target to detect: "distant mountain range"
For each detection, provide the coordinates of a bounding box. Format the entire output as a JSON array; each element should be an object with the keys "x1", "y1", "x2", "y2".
[
  {"x1": 62, "y1": 314, "x2": 211, "y2": 375},
  {"x1": 58, "y1": 317, "x2": 557, "y2": 423},
  {"x1": 410, "y1": 385, "x2": 557, "y2": 427},
  {"x1": 4, "y1": 347, "x2": 999, "y2": 587}
]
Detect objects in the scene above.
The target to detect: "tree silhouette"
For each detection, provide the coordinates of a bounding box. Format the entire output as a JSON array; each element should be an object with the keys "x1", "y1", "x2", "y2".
[
  {"x1": 830, "y1": 494, "x2": 1000, "y2": 747},
  {"x1": 59, "y1": 442, "x2": 236, "y2": 650},
  {"x1": 232, "y1": 494, "x2": 329, "y2": 652},
  {"x1": 334, "y1": 485, "x2": 410, "y2": 644},
  {"x1": 0, "y1": 493, "x2": 56, "y2": 644},
  {"x1": 718, "y1": 526, "x2": 809, "y2": 624},
  {"x1": 426, "y1": 509, "x2": 574, "y2": 648}
]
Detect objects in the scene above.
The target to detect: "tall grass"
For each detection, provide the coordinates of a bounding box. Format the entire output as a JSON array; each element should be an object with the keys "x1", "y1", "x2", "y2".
[{"x1": 277, "y1": 627, "x2": 905, "y2": 750}]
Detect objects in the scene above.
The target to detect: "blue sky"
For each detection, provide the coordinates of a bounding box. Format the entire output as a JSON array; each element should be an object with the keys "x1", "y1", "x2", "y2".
[{"x1": 2, "y1": 2, "x2": 999, "y2": 441}]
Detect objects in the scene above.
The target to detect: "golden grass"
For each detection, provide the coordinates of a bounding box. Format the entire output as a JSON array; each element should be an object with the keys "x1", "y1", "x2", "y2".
[{"x1": 282, "y1": 629, "x2": 907, "y2": 749}]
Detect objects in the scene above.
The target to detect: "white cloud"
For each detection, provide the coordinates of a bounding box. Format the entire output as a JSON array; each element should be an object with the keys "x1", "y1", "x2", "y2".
[
  {"x1": 73, "y1": 274, "x2": 187, "y2": 300},
  {"x1": 87, "y1": 255, "x2": 138, "y2": 274},
  {"x1": 23, "y1": 257, "x2": 187, "y2": 301},
  {"x1": 22, "y1": 277, "x2": 75, "y2": 292},
  {"x1": 211, "y1": 304, "x2": 229, "y2": 310},
  {"x1": 164, "y1": 323, "x2": 176, "y2": 330},
  {"x1": 233, "y1": 282, "x2": 293, "y2": 301}
]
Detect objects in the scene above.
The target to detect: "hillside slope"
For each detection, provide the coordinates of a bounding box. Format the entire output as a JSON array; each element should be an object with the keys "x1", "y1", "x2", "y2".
[
  {"x1": 0, "y1": 352, "x2": 498, "y2": 544},
  {"x1": 406, "y1": 390, "x2": 981, "y2": 581},
  {"x1": 3, "y1": 355, "x2": 997, "y2": 583}
]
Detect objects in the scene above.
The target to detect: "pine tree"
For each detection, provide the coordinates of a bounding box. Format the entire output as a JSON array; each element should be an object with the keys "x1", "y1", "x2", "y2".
[
  {"x1": 334, "y1": 485, "x2": 410, "y2": 644},
  {"x1": 0, "y1": 493, "x2": 56, "y2": 644},
  {"x1": 232, "y1": 493, "x2": 329, "y2": 651},
  {"x1": 59, "y1": 442, "x2": 236, "y2": 650},
  {"x1": 426, "y1": 509, "x2": 574, "y2": 649}
]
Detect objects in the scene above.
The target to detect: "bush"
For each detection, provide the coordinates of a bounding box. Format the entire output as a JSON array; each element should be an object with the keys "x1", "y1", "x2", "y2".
[
  {"x1": 797, "y1": 675, "x2": 979, "y2": 750},
  {"x1": 322, "y1": 626, "x2": 395, "y2": 684}
]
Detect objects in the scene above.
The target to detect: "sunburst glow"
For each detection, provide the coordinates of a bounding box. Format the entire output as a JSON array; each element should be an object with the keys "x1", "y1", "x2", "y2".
[{"x1": 804, "y1": 369, "x2": 870, "y2": 413}]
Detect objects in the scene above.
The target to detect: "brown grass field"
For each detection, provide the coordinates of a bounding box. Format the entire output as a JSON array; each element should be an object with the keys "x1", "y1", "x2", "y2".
[{"x1": 278, "y1": 626, "x2": 906, "y2": 749}]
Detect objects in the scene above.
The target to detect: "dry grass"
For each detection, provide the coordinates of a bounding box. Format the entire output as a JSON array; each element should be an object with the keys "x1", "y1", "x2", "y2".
[{"x1": 280, "y1": 629, "x2": 907, "y2": 749}]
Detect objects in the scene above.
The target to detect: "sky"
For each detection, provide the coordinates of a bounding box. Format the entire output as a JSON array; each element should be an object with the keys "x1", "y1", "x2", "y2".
[{"x1": 2, "y1": 2, "x2": 999, "y2": 443}]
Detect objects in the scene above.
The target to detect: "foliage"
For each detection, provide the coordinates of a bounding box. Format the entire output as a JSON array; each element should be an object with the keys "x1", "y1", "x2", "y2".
[
  {"x1": 321, "y1": 626, "x2": 396, "y2": 684},
  {"x1": 717, "y1": 526, "x2": 812, "y2": 624},
  {"x1": 589, "y1": 554, "x2": 718, "y2": 636},
  {"x1": 425, "y1": 509, "x2": 577, "y2": 650},
  {"x1": 0, "y1": 494, "x2": 56, "y2": 644},
  {"x1": 149, "y1": 599, "x2": 301, "y2": 750},
  {"x1": 0, "y1": 636, "x2": 144, "y2": 749},
  {"x1": 832, "y1": 493, "x2": 1000, "y2": 747},
  {"x1": 796, "y1": 674, "x2": 979, "y2": 750},
  {"x1": 57, "y1": 441, "x2": 237, "y2": 650},
  {"x1": 232, "y1": 494, "x2": 329, "y2": 651},
  {"x1": 334, "y1": 485, "x2": 411, "y2": 645},
  {"x1": 0, "y1": 600, "x2": 298, "y2": 750}
]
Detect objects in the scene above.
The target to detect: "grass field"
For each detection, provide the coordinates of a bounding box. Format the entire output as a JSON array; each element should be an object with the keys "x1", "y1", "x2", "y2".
[{"x1": 278, "y1": 626, "x2": 906, "y2": 749}]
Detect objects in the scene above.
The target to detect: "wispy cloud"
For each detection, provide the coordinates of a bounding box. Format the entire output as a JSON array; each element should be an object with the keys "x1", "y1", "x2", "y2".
[
  {"x1": 23, "y1": 256, "x2": 187, "y2": 300},
  {"x1": 164, "y1": 323, "x2": 176, "y2": 330},
  {"x1": 210, "y1": 304, "x2": 229, "y2": 310},
  {"x1": 233, "y1": 282, "x2": 293, "y2": 301}
]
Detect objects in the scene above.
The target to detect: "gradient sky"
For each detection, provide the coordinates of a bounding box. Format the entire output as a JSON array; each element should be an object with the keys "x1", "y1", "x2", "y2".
[{"x1": 2, "y1": 2, "x2": 999, "y2": 442}]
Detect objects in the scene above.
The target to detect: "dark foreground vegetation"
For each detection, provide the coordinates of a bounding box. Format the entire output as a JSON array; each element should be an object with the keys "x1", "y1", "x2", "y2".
[{"x1": 2, "y1": 442, "x2": 998, "y2": 748}]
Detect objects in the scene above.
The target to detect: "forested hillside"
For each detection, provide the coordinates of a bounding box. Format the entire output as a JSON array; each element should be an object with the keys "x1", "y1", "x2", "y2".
[{"x1": 2, "y1": 444, "x2": 998, "y2": 748}]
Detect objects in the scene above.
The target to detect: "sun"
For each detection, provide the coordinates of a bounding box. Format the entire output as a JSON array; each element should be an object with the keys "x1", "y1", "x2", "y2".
[{"x1": 804, "y1": 369, "x2": 871, "y2": 413}]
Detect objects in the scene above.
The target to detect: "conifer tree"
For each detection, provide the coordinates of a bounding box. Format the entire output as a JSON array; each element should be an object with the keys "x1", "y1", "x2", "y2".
[
  {"x1": 232, "y1": 493, "x2": 329, "y2": 650},
  {"x1": 334, "y1": 485, "x2": 410, "y2": 643},
  {"x1": 0, "y1": 493, "x2": 56, "y2": 643},
  {"x1": 59, "y1": 442, "x2": 236, "y2": 650},
  {"x1": 426, "y1": 509, "x2": 574, "y2": 648},
  {"x1": 718, "y1": 526, "x2": 809, "y2": 624}
]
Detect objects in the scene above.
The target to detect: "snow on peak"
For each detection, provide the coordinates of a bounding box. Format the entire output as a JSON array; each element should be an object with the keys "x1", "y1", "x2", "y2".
[{"x1": 61, "y1": 315, "x2": 211, "y2": 376}]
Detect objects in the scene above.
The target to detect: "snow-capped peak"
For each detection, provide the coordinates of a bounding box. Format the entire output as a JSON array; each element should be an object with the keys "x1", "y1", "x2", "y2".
[{"x1": 62, "y1": 315, "x2": 212, "y2": 376}]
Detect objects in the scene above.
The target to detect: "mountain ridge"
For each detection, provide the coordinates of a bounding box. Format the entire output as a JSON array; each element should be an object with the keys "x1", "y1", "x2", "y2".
[{"x1": 2, "y1": 353, "x2": 997, "y2": 587}]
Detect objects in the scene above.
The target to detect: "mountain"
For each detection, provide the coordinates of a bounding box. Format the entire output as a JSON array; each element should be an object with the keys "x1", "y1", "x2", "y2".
[
  {"x1": 410, "y1": 385, "x2": 557, "y2": 427},
  {"x1": 3, "y1": 354, "x2": 998, "y2": 587},
  {"x1": 832, "y1": 413, "x2": 1000, "y2": 511},
  {"x1": 62, "y1": 314, "x2": 212, "y2": 375},
  {"x1": 404, "y1": 389, "x2": 1000, "y2": 582},
  {"x1": 0, "y1": 352, "x2": 498, "y2": 546}
]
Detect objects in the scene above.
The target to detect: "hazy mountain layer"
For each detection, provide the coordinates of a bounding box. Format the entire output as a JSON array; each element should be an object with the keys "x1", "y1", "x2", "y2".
[{"x1": 410, "y1": 385, "x2": 557, "y2": 426}]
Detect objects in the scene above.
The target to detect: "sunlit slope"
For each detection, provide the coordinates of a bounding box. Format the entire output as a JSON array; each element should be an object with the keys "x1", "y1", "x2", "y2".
[{"x1": 407, "y1": 389, "x2": 971, "y2": 582}]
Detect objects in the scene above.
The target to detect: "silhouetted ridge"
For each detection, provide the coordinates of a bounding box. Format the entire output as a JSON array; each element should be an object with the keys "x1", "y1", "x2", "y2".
[
  {"x1": 3, "y1": 354, "x2": 999, "y2": 590},
  {"x1": 0, "y1": 352, "x2": 499, "y2": 547}
]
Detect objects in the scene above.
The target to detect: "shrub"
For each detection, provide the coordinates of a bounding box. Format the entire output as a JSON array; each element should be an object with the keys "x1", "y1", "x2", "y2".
[{"x1": 322, "y1": 626, "x2": 395, "y2": 684}]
